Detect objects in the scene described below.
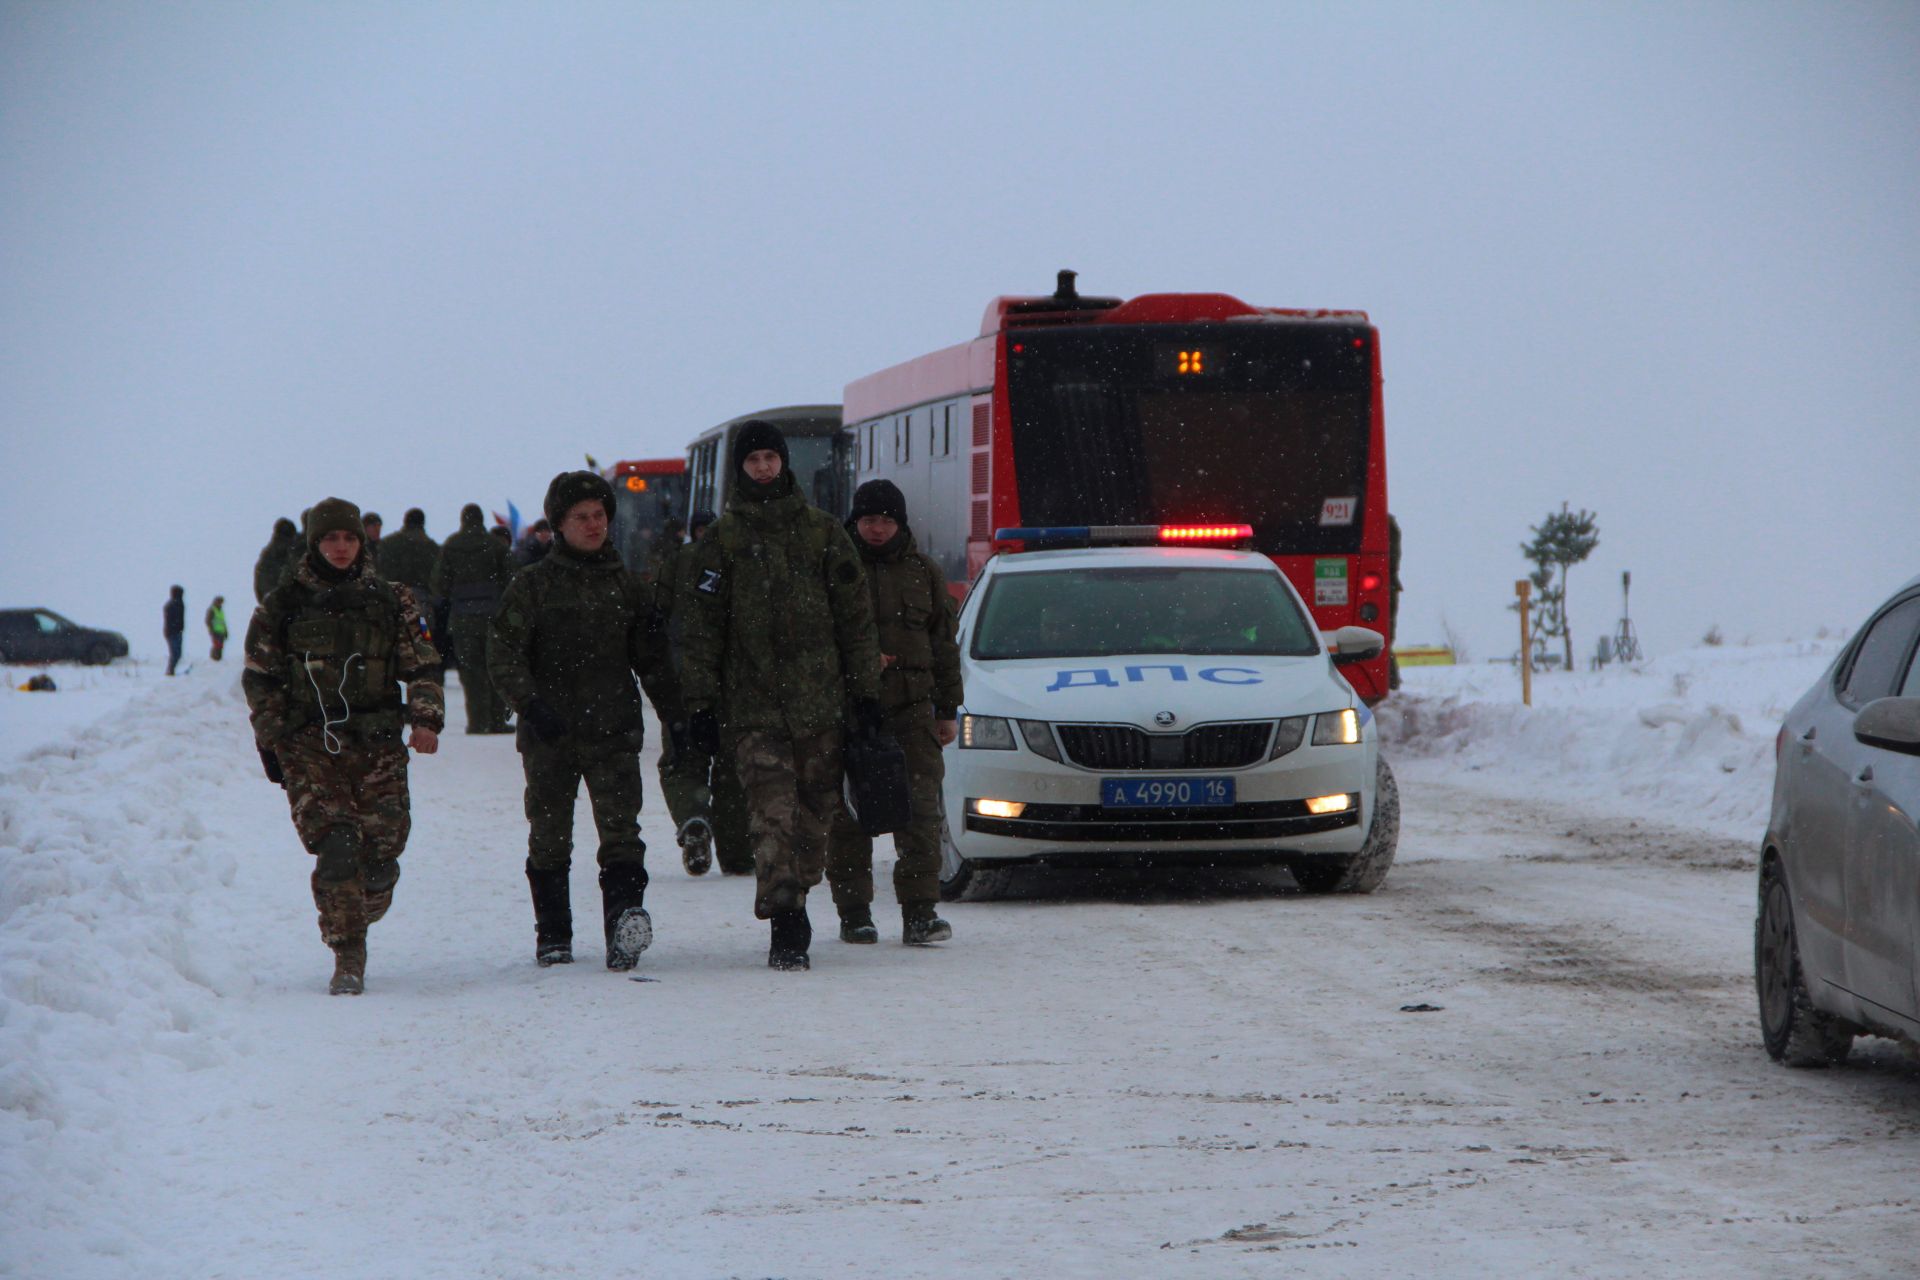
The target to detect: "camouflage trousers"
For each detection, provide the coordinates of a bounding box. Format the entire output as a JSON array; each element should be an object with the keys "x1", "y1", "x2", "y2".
[
  {"x1": 733, "y1": 727, "x2": 844, "y2": 919},
  {"x1": 522, "y1": 735, "x2": 648, "y2": 876},
  {"x1": 277, "y1": 729, "x2": 410, "y2": 947},
  {"x1": 658, "y1": 732, "x2": 754, "y2": 875},
  {"x1": 451, "y1": 619, "x2": 509, "y2": 733},
  {"x1": 827, "y1": 703, "x2": 946, "y2": 909}
]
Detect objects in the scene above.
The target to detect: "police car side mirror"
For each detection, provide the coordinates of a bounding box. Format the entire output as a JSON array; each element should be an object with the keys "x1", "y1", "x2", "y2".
[
  {"x1": 1326, "y1": 626, "x2": 1384, "y2": 666},
  {"x1": 1854, "y1": 697, "x2": 1920, "y2": 756}
]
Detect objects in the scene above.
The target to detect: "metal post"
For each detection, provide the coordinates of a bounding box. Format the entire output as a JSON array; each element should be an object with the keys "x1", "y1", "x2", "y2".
[{"x1": 1515, "y1": 578, "x2": 1533, "y2": 707}]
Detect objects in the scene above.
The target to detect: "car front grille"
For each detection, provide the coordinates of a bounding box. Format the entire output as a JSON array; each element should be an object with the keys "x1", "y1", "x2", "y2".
[{"x1": 1055, "y1": 721, "x2": 1274, "y2": 771}]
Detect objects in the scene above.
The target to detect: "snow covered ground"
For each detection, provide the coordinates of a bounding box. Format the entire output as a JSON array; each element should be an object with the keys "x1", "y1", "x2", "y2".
[{"x1": 3, "y1": 646, "x2": 1916, "y2": 1278}]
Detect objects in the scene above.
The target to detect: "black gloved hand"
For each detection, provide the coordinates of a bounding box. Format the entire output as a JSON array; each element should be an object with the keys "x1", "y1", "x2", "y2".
[
  {"x1": 853, "y1": 698, "x2": 886, "y2": 738},
  {"x1": 687, "y1": 709, "x2": 720, "y2": 757},
  {"x1": 524, "y1": 697, "x2": 569, "y2": 743},
  {"x1": 259, "y1": 746, "x2": 284, "y2": 786}
]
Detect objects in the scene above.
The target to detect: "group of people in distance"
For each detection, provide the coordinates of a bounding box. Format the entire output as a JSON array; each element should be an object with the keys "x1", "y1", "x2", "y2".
[{"x1": 242, "y1": 420, "x2": 962, "y2": 993}]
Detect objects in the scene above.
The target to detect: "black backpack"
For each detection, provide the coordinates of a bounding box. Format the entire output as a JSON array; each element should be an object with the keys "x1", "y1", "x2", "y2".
[{"x1": 842, "y1": 728, "x2": 913, "y2": 837}]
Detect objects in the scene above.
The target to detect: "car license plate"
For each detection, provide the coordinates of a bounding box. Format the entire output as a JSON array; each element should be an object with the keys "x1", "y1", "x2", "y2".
[{"x1": 1101, "y1": 777, "x2": 1235, "y2": 808}]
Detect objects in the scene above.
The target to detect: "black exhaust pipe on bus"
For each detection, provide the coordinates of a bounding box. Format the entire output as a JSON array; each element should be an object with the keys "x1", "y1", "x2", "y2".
[{"x1": 1007, "y1": 268, "x2": 1121, "y2": 318}]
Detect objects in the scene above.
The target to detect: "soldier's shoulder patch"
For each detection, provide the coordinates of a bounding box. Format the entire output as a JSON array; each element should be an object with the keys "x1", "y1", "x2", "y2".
[{"x1": 695, "y1": 568, "x2": 722, "y2": 595}]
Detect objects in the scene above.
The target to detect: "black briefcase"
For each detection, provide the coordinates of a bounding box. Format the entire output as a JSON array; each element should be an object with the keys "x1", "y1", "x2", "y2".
[{"x1": 842, "y1": 729, "x2": 913, "y2": 837}]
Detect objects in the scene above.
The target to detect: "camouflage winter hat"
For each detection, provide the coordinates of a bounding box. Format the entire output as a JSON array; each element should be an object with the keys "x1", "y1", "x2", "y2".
[{"x1": 305, "y1": 497, "x2": 365, "y2": 549}]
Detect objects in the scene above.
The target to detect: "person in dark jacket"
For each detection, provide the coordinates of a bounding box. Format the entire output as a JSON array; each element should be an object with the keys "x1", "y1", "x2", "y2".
[
  {"x1": 253, "y1": 518, "x2": 302, "y2": 603},
  {"x1": 431, "y1": 504, "x2": 517, "y2": 733},
  {"x1": 514, "y1": 518, "x2": 554, "y2": 567},
  {"x1": 163, "y1": 585, "x2": 186, "y2": 676},
  {"x1": 824, "y1": 480, "x2": 963, "y2": 945},
  {"x1": 362, "y1": 512, "x2": 383, "y2": 570},
  {"x1": 488, "y1": 472, "x2": 674, "y2": 970},
  {"x1": 377, "y1": 509, "x2": 449, "y2": 669}
]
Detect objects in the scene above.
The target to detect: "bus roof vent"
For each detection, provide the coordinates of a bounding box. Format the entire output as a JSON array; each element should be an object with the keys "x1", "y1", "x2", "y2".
[{"x1": 994, "y1": 268, "x2": 1123, "y2": 330}]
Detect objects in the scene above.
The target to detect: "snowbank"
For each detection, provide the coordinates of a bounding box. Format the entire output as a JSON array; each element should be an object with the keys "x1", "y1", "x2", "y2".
[
  {"x1": 0, "y1": 670, "x2": 256, "y2": 1271},
  {"x1": 1377, "y1": 641, "x2": 1841, "y2": 841}
]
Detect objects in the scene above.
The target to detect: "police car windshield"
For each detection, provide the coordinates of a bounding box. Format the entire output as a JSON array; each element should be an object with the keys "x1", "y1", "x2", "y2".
[{"x1": 971, "y1": 567, "x2": 1320, "y2": 661}]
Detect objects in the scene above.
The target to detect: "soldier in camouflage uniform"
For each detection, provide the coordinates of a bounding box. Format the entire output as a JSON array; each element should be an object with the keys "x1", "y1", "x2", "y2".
[
  {"x1": 242, "y1": 497, "x2": 444, "y2": 995},
  {"x1": 649, "y1": 509, "x2": 749, "y2": 877},
  {"x1": 824, "y1": 480, "x2": 963, "y2": 946},
  {"x1": 431, "y1": 503, "x2": 516, "y2": 733},
  {"x1": 489, "y1": 471, "x2": 673, "y2": 970},
  {"x1": 378, "y1": 508, "x2": 448, "y2": 665},
  {"x1": 678, "y1": 420, "x2": 883, "y2": 971},
  {"x1": 253, "y1": 517, "x2": 302, "y2": 603}
]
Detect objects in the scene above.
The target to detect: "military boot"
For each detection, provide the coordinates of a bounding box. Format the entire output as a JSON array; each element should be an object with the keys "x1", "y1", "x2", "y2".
[
  {"x1": 527, "y1": 866, "x2": 573, "y2": 966},
  {"x1": 329, "y1": 939, "x2": 367, "y2": 995},
  {"x1": 600, "y1": 863, "x2": 652, "y2": 971},
  {"x1": 901, "y1": 903, "x2": 952, "y2": 946},
  {"x1": 677, "y1": 817, "x2": 714, "y2": 877},
  {"x1": 837, "y1": 905, "x2": 879, "y2": 945},
  {"x1": 769, "y1": 909, "x2": 812, "y2": 971}
]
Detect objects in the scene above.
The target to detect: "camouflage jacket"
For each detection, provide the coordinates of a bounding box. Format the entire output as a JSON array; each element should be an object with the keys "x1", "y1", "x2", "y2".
[
  {"x1": 487, "y1": 538, "x2": 675, "y2": 745},
  {"x1": 677, "y1": 476, "x2": 881, "y2": 738},
  {"x1": 253, "y1": 530, "x2": 302, "y2": 604},
  {"x1": 431, "y1": 514, "x2": 517, "y2": 620},
  {"x1": 851, "y1": 527, "x2": 963, "y2": 719},
  {"x1": 376, "y1": 526, "x2": 440, "y2": 594},
  {"x1": 242, "y1": 551, "x2": 445, "y2": 748},
  {"x1": 649, "y1": 536, "x2": 687, "y2": 615}
]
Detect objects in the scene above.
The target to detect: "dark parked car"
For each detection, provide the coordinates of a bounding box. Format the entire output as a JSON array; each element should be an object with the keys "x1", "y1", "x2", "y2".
[
  {"x1": 0, "y1": 608, "x2": 131, "y2": 665},
  {"x1": 1757, "y1": 572, "x2": 1920, "y2": 1065}
]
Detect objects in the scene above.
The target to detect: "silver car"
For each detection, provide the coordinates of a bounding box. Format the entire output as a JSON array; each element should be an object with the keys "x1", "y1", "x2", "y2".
[{"x1": 1756, "y1": 573, "x2": 1920, "y2": 1065}]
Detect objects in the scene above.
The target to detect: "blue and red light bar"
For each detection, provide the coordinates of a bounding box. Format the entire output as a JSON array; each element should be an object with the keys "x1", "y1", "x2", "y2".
[{"x1": 993, "y1": 523, "x2": 1253, "y2": 548}]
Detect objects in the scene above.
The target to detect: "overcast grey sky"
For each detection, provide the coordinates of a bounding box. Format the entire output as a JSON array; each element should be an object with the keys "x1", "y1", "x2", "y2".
[{"x1": 3, "y1": 1, "x2": 1915, "y2": 666}]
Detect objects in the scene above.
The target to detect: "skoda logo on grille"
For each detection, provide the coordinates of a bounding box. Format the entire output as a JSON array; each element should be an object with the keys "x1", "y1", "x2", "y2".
[{"x1": 1153, "y1": 710, "x2": 1178, "y2": 727}]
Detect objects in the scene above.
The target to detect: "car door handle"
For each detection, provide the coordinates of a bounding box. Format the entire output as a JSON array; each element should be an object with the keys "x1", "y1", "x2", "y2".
[{"x1": 1855, "y1": 765, "x2": 1875, "y2": 785}]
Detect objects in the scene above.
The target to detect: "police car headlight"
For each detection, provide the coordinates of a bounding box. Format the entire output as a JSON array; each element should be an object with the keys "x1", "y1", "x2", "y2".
[
  {"x1": 1017, "y1": 719, "x2": 1061, "y2": 761},
  {"x1": 1312, "y1": 708, "x2": 1360, "y2": 746},
  {"x1": 961, "y1": 714, "x2": 1017, "y2": 750},
  {"x1": 1269, "y1": 715, "x2": 1308, "y2": 760}
]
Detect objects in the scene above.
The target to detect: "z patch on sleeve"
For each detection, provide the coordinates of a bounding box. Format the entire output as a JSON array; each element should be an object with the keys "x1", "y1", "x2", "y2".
[{"x1": 695, "y1": 569, "x2": 723, "y2": 595}]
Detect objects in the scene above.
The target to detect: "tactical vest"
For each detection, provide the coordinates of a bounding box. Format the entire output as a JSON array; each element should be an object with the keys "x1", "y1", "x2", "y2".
[
  {"x1": 281, "y1": 578, "x2": 406, "y2": 738},
  {"x1": 716, "y1": 506, "x2": 835, "y2": 656}
]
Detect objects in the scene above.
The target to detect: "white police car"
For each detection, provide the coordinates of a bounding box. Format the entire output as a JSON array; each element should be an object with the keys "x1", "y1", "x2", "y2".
[{"x1": 940, "y1": 529, "x2": 1398, "y2": 900}]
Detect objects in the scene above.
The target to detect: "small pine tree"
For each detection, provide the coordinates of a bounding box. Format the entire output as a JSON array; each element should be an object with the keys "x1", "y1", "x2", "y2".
[{"x1": 1519, "y1": 503, "x2": 1600, "y2": 671}]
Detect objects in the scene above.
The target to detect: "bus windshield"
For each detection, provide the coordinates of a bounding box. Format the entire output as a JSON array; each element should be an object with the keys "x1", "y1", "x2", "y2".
[
  {"x1": 785, "y1": 433, "x2": 843, "y2": 515},
  {"x1": 1005, "y1": 323, "x2": 1373, "y2": 555},
  {"x1": 971, "y1": 567, "x2": 1320, "y2": 661}
]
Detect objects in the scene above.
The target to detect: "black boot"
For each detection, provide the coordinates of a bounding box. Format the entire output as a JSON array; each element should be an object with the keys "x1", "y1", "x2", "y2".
[
  {"x1": 902, "y1": 902, "x2": 952, "y2": 946},
  {"x1": 526, "y1": 866, "x2": 573, "y2": 966},
  {"x1": 600, "y1": 863, "x2": 652, "y2": 971},
  {"x1": 677, "y1": 817, "x2": 714, "y2": 877},
  {"x1": 837, "y1": 905, "x2": 878, "y2": 945},
  {"x1": 769, "y1": 909, "x2": 812, "y2": 970}
]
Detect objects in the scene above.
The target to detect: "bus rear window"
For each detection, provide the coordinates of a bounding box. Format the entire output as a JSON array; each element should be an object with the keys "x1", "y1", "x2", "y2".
[{"x1": 1006, "y1": 324, "x2": 1372, "y2": 555}]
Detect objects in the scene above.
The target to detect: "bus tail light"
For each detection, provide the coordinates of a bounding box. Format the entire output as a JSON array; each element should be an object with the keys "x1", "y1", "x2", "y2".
[{"x1": 1359, "y1": 573, "x2": 1383, "y2": 592}]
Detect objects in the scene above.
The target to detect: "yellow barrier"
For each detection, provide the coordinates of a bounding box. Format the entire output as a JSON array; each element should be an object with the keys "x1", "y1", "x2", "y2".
[{"x1": 1393, "y1": 646, "x2": 1455, "y2": 667}]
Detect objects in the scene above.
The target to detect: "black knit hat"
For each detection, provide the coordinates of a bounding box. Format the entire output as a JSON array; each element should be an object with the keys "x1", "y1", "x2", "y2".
[
  {"x1": 849, "y1": 479, "x2": 908, "y2": 525},
  {"x1": 273, "y1": 517, "x2": 297, "y2": 538},
  {"x1": 403, "y1": 508, "x2": 426, "y2": 528},
  {"x1": 544, "y1": 470, "x2": 616, "y2": 526},
  {"x1": 306, "y1": 497, "x2": 365, "y2": 550},
  {"x1": 731, "y1": 419, "x2": 790, "y2": 478}
]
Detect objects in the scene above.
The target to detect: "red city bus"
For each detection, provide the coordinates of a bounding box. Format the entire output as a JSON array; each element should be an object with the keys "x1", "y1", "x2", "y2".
[
  {"x1": 602, "y1": 458, "x2": 690, "y2": 576},
  {"x1": 842, "y1": 271, "x2": 1393, "y2": 702}
]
